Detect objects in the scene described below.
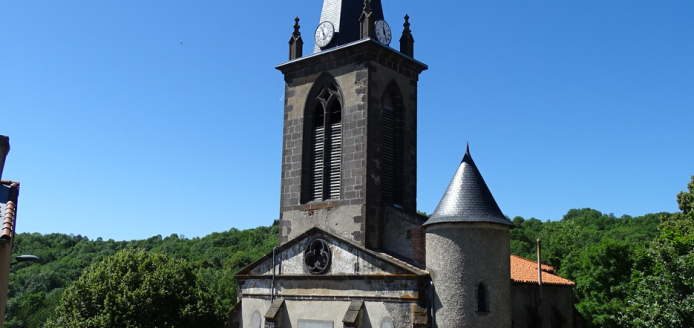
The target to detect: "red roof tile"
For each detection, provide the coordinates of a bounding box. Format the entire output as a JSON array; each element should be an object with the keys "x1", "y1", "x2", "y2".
[
  {"x1": 510, "y1": 255, "x2": 575, "y2": 286},
  {"x1": 0, "y1": 181, "x2": 19, "y2": 241}
]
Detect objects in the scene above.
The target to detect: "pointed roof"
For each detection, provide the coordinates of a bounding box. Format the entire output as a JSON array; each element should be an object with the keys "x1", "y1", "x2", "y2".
[
  {"x1": 423, "y1": 145, "x2": 513, "y2": 227},
  {"x1": 314, "y1": 0, "x2": 384, "y2": 52},
  {"x1": 234, "y1": 227, "x2": 428, "y2": 278}
]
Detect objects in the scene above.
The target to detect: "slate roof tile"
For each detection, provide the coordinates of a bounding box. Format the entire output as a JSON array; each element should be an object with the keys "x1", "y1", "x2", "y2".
[{"x1": 423, "y1": 146, "x2": 514, "y2": 227}]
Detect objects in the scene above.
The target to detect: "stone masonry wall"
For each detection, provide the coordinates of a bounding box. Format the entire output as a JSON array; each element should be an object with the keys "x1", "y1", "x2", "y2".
[{"x1": 278, "y1": 44, "x2": 424, "y2": 248}]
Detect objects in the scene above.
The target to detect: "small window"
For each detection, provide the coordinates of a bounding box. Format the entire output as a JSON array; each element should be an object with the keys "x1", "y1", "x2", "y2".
[
  {"x1": 477, "y1": 282, "x2": 490, "y2": 313},
  {"x1": 251, "y1": 310, "x2": 262, "y2": 328},
  {"x1": 380, "y1": 317, "x2": 394, "y2": 328},
  {"x1": 406, "y1": 230, "x2": 412, "y2": 239}
]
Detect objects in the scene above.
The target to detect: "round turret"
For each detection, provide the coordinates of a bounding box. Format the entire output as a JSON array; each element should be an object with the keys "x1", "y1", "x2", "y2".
[{"x1": 423, "y1": 146, "x2": 514, "y2": 328}]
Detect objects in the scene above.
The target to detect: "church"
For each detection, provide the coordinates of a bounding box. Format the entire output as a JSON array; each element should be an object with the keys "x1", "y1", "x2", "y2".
[{"x1": 230, "y1": 1, "x2": 580, "y2": 327}]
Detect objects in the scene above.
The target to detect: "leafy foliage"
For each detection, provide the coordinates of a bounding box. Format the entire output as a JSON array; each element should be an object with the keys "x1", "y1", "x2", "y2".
[
  {"x1": 508, "y1": 207, "x2": 670, "y2": 328},
  {"x1": 618, "y1": 176, "x2": 694, "y2": 328},
  {"x1": 5, "y1": 175, "x2": 693, "y2": 328},
  {"x1": 44, "y1": 249, "x2": 224, "y2": 328},
  {"x1": 6, "y1": 222, "x2": 279, "y2": 328},
  {"x1": 559, "y1": 239, "x2": 635, "y2": 328}
]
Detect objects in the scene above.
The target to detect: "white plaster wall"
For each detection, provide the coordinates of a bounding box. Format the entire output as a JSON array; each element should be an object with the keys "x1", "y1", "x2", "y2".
[
  {"x1": 241, "y1": 298, "x2": 271, "y2": 328},
  {"x1": 249, "y1": 236, "x2": 406, "y2": 276},
  {"x1": 240, "y1": 278, "x2": 418, "y2": 300},
  {"x1": 260, "y1": 300, "x2": 411, "y2": 328}
]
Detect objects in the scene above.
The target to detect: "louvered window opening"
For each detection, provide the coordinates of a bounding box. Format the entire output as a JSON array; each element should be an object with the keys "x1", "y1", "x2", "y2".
[
  {"x1": 310, "y1": 124, "x2": 325, "y2": 201},
  {"x1": 381, "y1": 91, "x2": 402, "y2": 205},
  {"x1": 308, "y1": 83, "x2": 342, "y2": 202},
  {"x1": 328, "y1": 121, "x2": 341, "y2": 199}
]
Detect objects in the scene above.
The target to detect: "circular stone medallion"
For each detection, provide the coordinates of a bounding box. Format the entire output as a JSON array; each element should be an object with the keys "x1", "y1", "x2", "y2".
[{"x1": 304, "y1": 238, "x2": 332, "y2": 275}]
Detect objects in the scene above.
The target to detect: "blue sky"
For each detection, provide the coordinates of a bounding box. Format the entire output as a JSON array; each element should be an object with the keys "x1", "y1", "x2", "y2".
[{"x1": 1, "y1": 1, "x2": 692, "y2": 241}]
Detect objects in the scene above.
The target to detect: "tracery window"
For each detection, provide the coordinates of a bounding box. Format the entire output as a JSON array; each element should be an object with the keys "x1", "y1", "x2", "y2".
[{"x1": 304, "y1": 80, "x2": 342, "y2": 202}]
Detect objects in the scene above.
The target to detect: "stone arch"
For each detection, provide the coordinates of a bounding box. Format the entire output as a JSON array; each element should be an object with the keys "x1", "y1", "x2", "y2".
[
  {"x1": 250, "y1": 310, "x2": 262, "y2": 328},
  {"x1": 301, "y1": 73, "x2": 344, "y2": 203},
  {"x1": 475, "y1": 280, "x2": 491, "y2": 313},
  {"x1": 380, "y1": 316, "x2": 394, "y2": 328}
]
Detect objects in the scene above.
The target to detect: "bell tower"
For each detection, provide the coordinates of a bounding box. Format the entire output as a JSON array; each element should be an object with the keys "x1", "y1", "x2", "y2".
[{"x1": 276, "y1": 0, "x2": 427, "y2": 256}]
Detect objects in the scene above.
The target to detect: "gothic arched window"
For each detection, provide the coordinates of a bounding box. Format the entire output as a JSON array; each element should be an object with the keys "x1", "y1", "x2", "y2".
[
  {"x1": 476, "y1": 282, "x2": 490, "y2": 313},
  {"x1": 303, "y1": 79, "x2": 342, "y2": 203},
  {"x1": 381, "y1": 84, "x2": 404, "y2": 206}
]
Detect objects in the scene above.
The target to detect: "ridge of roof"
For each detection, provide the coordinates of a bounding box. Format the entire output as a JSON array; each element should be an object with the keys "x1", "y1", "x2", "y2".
[
  {"x1": 510, "y1": 255, "x2": 575, "y2": 286},
  {"x1": 234, "y1": 227, "x2": 428, "y2": 277},
  {"x1": 376, "y1": 251, "x2": 428, "y2": 275},
  {"x1": 423, "y1": 147, "x2": 514, "y2": 227}
]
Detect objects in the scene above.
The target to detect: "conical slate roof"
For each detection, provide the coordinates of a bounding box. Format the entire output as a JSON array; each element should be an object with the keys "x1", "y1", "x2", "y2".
[{"x1": 423, "y1": 146, "x2": 514, "y2": 227}]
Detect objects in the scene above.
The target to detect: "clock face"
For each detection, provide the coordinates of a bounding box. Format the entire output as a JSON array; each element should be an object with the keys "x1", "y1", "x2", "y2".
[
  {"x1": 375, "y1": 20, "x2": 392, "y2": 45},
  {"x1": 315, "y1": 21, "x2": 335, "y2": 48}
]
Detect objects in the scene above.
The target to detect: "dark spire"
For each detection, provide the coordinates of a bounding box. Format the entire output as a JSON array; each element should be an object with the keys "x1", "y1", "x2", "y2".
[
  {"x1": 423, "y1": 146, "x2": 514, "y2": 227},
  {"x1": 314, "y1": 0, "x2": 384, "y2": 52},
  {"x1": 399, "y1": 14, "x2": 414, "y2": 57},
  {"x1": 364, "y1": 0, "x2": 373, "y2": 13},
  {"x1": 289, "y1": 17, "x2": 303, "y2": 60}
]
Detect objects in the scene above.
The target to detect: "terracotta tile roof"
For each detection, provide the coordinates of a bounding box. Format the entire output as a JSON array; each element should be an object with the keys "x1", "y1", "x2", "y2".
[
  {"x1": 0, "y1": 181, "x2": 20, "y2": 241},
  {"x1": 510, "y1": 255, "x2": 575, "y2": 286}
]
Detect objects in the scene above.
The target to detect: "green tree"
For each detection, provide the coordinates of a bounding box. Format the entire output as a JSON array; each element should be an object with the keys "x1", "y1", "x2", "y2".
[
  {"x1": 45, "y1": 249, "x2": 225, "y2": 328},
  {"x1": 619, "y1": 176, "x2": 694, "y2": 328},
  {"x1": 560, "y1": 239, "x2": 635, "y2": 327},
  {"x1": 538, "y1": 219, "x2": 583, "y2": 270}
]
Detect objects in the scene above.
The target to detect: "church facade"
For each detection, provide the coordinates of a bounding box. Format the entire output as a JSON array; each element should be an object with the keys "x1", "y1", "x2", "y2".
[{"x1": 230, "y1": 1, "x2": 580, "y2": 328}]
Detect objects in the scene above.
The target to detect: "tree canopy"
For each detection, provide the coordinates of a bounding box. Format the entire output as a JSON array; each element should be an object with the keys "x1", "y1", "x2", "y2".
[
  {"x1": 6, "y1": 222, "x2": 279, "y2": 328},
  {"x1": 617, "y1": 176, "x2": 694, "y2": 328},
  {"x1": 5, "y1": 176, "x2": 694, "y2": 327},
  {"x1": 45, "y1": 249, "x2": 225, "y2": 328}
]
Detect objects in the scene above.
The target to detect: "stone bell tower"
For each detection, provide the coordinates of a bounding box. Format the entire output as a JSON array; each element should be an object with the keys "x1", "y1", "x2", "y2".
[{"x1": 276, "y1": 0, "x2": 427, "y2": 255}]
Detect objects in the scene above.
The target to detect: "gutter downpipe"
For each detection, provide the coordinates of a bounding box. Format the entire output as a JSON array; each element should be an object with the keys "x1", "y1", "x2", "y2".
[
  {"x1": 271, "y1": 246, "x2": 279, "y2": 302},
  {"x1": 537, "y1": 239, "x2": 543, "y2": 301},
  {"x1": 430, "y1": 281, "x2": 435, "y2": 327},
  {"x1": 0, "y1": 136, "x2": 9, "y2": 328}
]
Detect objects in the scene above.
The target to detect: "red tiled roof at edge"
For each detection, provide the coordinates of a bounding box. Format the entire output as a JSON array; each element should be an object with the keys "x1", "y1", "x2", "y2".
[
  {"x1": 1, "y1": 181, "x2": 19, "y2": 240},
  {"x1": 510, "y1": 255, "x2": 575, "y2": 286}
]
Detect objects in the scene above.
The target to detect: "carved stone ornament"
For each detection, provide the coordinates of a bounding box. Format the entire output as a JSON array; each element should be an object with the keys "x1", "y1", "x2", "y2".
[{"x1": 304, "y1": 238, "x2": 332, "y2": 275}]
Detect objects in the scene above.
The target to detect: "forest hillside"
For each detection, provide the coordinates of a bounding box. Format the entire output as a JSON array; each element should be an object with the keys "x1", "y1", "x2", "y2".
[{"x1": 5, "y1": 176, "x2": 693, "y2": 328}]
